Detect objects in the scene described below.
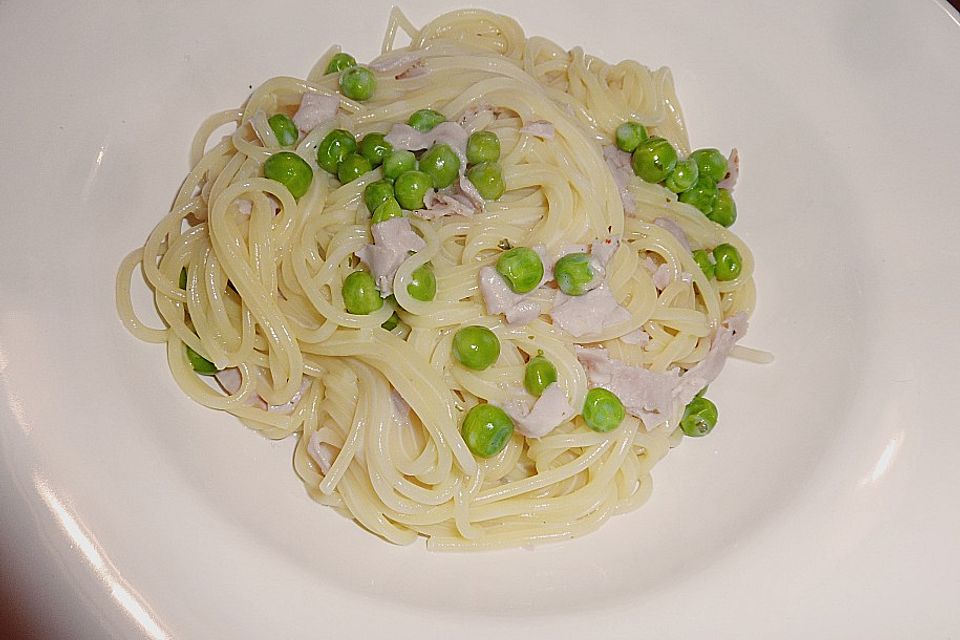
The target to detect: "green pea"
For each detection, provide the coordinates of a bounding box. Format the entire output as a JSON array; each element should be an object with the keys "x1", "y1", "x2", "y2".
[
  {"x1": 185, "y1": 344, "x2": 218, "y2": 375},
  {"x1": 383, "y1": 150, "x2": 417, "y2": 181},
  {"x1": 466, "y1": 130, "x2": 501, "y2": 164},
  {"x1": 461, "y1": 403, "x2": 514, "y2": 458},
  {"x1": 267, "y1": 113, "x2": 298, "y2": 147},
  {"x1": 712, "y1": 243, "x2": 742, "y2": 281},
  {"x1": 263, "y1": 151, "x2": 313, "y2": 199},
  {"x1": 380, "y1": 295, "x2": 400, "y2": 330},
  {"x1": 407, "y1": 262, "x2": 437, "y2": 302},
  {"x1": 452, "y1": 325, "x2": 500, "y2": 371},
  {"x1": 466, "y1": 162, "x2": 505, "y2": 200},
  {"x1": 707, "y1": 188, "x2": 737, "y2": 227},
  {"x1": 582, "y1": 387, "x2": 625, "y2": 433},
  {"x1": 631, "y1": 136, "x2": 678, "y2": 183},
  {"x1": 371, "y1": 197, "x2": 403, "y2": 224},
  {"x1": 692, "y1": 249, "x2": 715, "y2": 280},
  {"x1": 407, "y1": 108, "x2": 445, "y2": 132},
  {"x1": 615, "y1": 121, "x2": 648, "y2": 153},
  {"x1": 496, "y1": 247, "x2": 544, "y2": 294},
  {"x1": 680, "y1": 396, "x2": 718, "y2": 437},
  {"x1": 316, "y1": 129, "x2": 357, "y2": 174},
  {"x1": 394, "y1": 170, "x2": 432, "y2": 210},
  {"x1": 342, "y1": 271, "x2": 383, "y2": 315},
  {"x1": 553, "y1": 252, "x2": 594, "y2": 296},
  {"x1": 689, "y1": 148, "x2": 728, "y2": 183},
  {"x1": 325, "y1": 52, "x2": 357, "y2": 75},
  {"x1": 664, "y1": 157, "x2": 700, "y2": 193},
  {"x1": 524, "y1": 353, "x2": 557, "y2": 397},
  {"x1": 418, "y1": 143, "x2": 461, "y2": 190},
  {"x1": 178, "y1": 267, "x2": 187, "y2": 290},
  {"x1": 363, "y1": 179, "x2": 395, "y2": 214},
  {"x1": 381, "y1": 311, "x2": 401, "y2": 331},
  {"x1": 678, "y1": 177, "x2": 719, "y2": 215},
  {"x1": 359, "y1": 132, "x2": 392, "y2": 168},
  {"x1": 336, "y1": 152, "x2": 372, "y2": 184},
  {"x1": 339, "y1": 66, "x2": 376, "y2": 101}
]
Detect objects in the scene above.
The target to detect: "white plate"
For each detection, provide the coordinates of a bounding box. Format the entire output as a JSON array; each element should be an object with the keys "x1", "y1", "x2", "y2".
[{"x1": 2, "y1": 0, "x2": 959, "y2": 637}]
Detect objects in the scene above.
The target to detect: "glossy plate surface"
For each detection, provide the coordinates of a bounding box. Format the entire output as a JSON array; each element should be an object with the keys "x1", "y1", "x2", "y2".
[{"x1": 1, "y1": 0, "x2": 959, "y2": 637}]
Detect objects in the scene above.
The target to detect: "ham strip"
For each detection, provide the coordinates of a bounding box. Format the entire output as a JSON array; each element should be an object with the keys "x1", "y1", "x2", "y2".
[
  {"x1": 549, "y1": 238, "x2": 628, "y2": 337},
  {"x1": 520, "y1": 120, "x2": 555, "y2": 139},
  {"x1": 479, "y1": 246, "x2": 553, "y2": 325},
  {"x1": 369, "y1": 53, "x2": 425, "y2": 78},
  {"x1": 603, "y1": 145, "x2": 636, "y2": 215},
  {"x1": 652, "y1": 264, "x2": 673, "y2": 290},
  {"x1": 576, "y1": 313, "x2": 748, "y2": 428},
  {"x1": 416, "y1": 176, "x2": 485, "y2": 219},
  {"x1": 478, "y1": 267, "x2": 542, "y2": 325},
  {"x1": 293, "y1": 93, "x2": 340, "y2": 133},
  {"x1": 355, "y1": 217, "x2": 425, "y2": 296},
  {"x1": 551, "y1": 284, "x2": 631, "y2": 338},
  {"x1": 503, "y1": 383, "x2": 575, "y2": 438},
  {"x1": 386, "y1": 119, "x2": 484, "y2": 220},
  {"x1": 590, "y1": 237, "x2": 619, "y2": 268},
  {"x1": 717, "y1": 148, "x2": 739, "y2": 191},
  {"x1": 384, "y1": 121, "x2": 469, "y2": 165}
]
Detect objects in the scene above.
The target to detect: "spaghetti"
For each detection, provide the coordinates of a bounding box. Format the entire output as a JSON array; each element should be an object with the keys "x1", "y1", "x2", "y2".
[{"x1": 116, "y1": 8, "x2": 763, "y2": 550}]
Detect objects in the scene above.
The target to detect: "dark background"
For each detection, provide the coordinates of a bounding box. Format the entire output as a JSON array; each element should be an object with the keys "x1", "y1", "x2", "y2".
[{"x1": 3, "y1": 0, "x2": 960, "y2": 637}]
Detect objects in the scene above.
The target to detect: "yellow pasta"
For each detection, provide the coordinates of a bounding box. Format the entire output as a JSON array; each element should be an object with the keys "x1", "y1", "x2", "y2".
[{"x1": 116, "y1": 8, "x2": 763, "y2": 551}]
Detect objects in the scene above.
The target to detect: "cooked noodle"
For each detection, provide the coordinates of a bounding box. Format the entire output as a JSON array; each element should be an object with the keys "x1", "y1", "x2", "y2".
[{"x1": 116, "y1": 8, "x2": 762, "y2": 550}]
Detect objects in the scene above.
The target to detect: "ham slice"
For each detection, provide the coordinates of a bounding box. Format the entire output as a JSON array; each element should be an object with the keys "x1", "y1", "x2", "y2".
[
  {"x1": 555, "y1": 237, "x2": 618, "y2": 296},
  {"x1": 717, "y1": 148, "x2": 739, "y2": 191},
  {"x1": 576, "y1": 313, "x2": 748, "y2": 428},
  {"x1": 387, "y1": 119, "x2": 484, "y2": 220},
  {"x1": 384, "y1": 121, "x2": 469, "y2": 165},
  {"x1": 215, "y1": 368, "x2": 243, "y2": 395},
  {"x1": 551, "y1": 284, "x2": 631, "y2": 338},
  {"x1": 416, "y1": 175, "x2": 485, "y2": 219},
  {"x1": 369, "y1": 53, "x2": 425, "y2": 79},
  {"x1": 355, "y1": 217, "x2": 425, "y2": 296},
  {"x1": 478, "y1": 267, "x2": 542, "y2": 325},
  {"x1": 520, "y1": 120, "x2": 554, "y2": 139},
  {"x1": 478, "y1": 246, "x2": 552, "y2": 325},
  {"x1": 503, "y1": 383, "x2": 575, "y2": 438},
  {"x1": 391, "y1": 389, "x2": 412, "y2": 426},
  {"x1": 652, "y1": 263, "x2": 673, "y2": 290},
  {"x1": 590, "y1": 237, "x2": 619, "y2": 268},
  {"x1": 549, "y1": 238, "x2": 628, "y2": 337},
  {"x1": 644, "y1": 255, "x2": 692, "y2": 291},
  {"x1": 603, "y1": 145, "x2": 636, "y2": 215},
  {"x1": 456, "y1": 175, "x2": 485, "y2": 211},
  {"x1": 293, "y1": 93, "x2": 340, "y2": 133},
  {"x1": 414, "y1": 154, "x2": 485, "y2": 220}
]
